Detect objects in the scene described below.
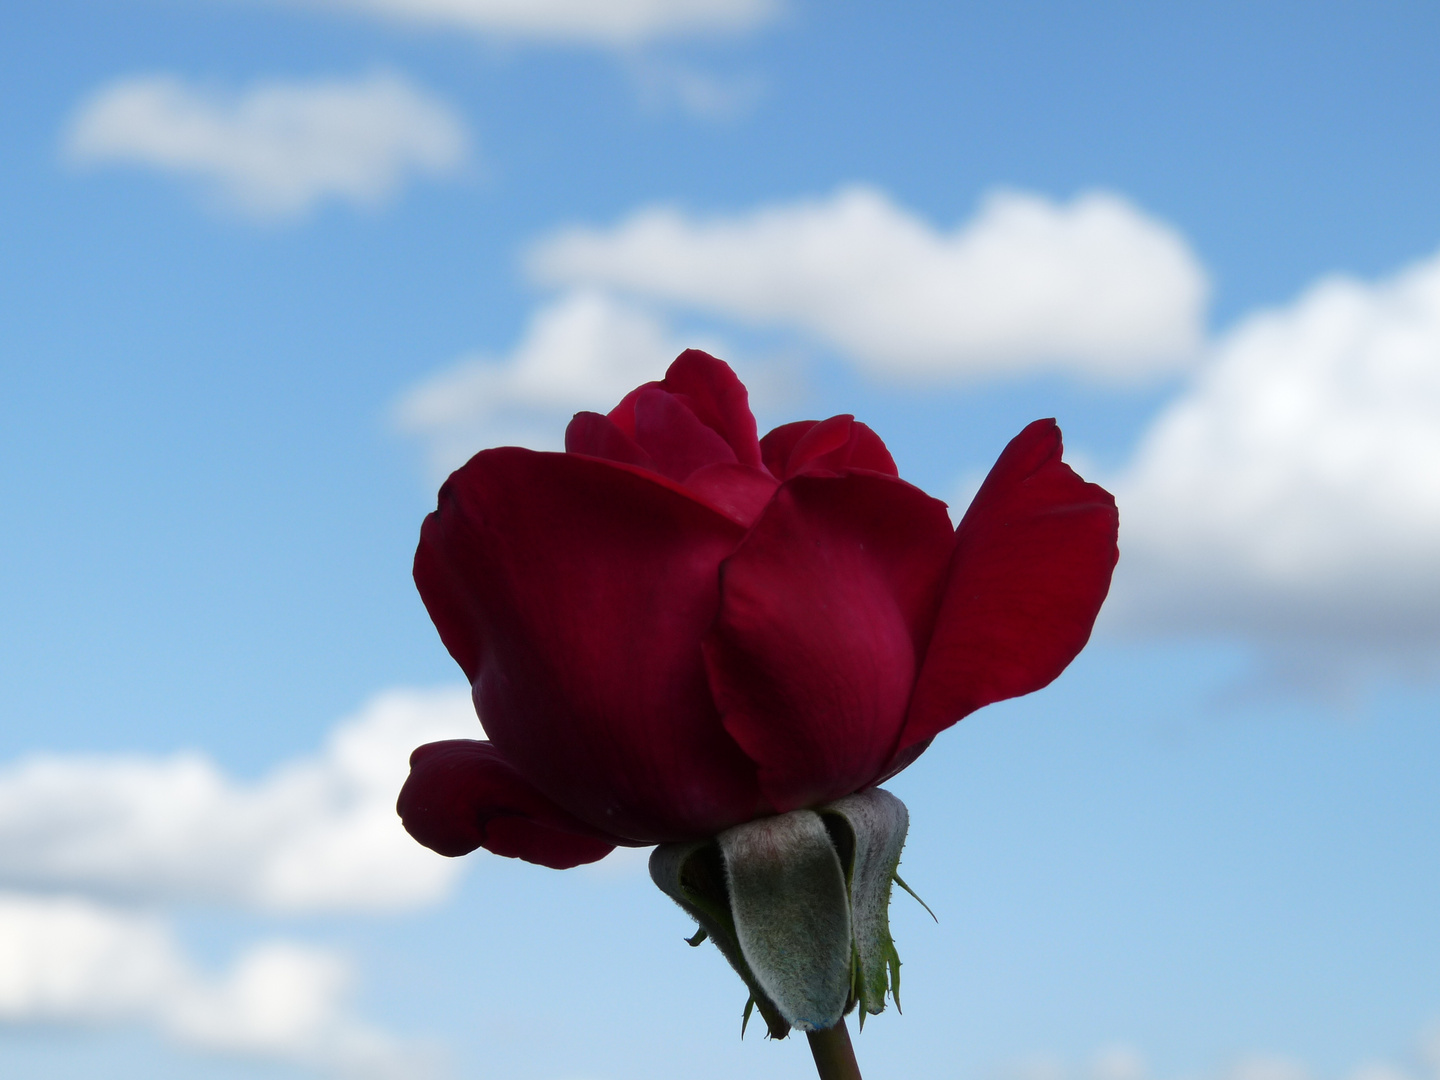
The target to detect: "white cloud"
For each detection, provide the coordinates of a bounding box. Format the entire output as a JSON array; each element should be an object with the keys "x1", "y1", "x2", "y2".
[
  {"x1": 0, "y1": 892, "x2": 421, "y2": 1077},
  {"x1": 394, "y1": 289, "x2": 732, "y2": 479},
  {"x1": 64, "y1": 70, "x2": 468, "y2": 220},
  {"x1": 1110, "y1": 247, "x2": 1440, "y2": 658},
  {"x1": 273, "y1": 0, "x2": 778, "y2": 45},
  {"x1": 526, "y1": 186, "x2": 1208, "y2": 380},
  {"x1": 0, "y1": 688, "x2": 480, "y2": 912}
]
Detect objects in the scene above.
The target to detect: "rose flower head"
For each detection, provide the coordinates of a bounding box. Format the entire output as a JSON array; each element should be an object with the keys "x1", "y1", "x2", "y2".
[{"x1": 398, "y1": 349, "x2": 1118, "y2": 1037}]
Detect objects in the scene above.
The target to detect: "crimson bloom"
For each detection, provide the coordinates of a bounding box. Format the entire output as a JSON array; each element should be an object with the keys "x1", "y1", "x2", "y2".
[{"x1": 399, "y1": 350, "x2": 1118, "y2": 870}]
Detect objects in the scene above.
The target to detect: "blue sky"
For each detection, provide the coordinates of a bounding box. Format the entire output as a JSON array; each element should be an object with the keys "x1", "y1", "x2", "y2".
[{"x1": 1, "y1": 2, "x2": 1438, "y2": 1078}]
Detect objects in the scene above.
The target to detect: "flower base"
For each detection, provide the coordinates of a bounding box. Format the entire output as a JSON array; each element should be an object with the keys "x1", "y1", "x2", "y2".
[{"x1": 650, "y1": 787, "x2": 910, "y2": 1038}]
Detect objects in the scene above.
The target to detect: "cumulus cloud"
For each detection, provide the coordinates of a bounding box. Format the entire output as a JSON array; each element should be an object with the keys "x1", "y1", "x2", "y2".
[
  {"x1": 272, "y1": 0, "x2": 778, "y2": 45},
  {"x1": 0, "y1": 688, "x2": 479, "y2": 911},
  {"x1": 394, "y1": 289, "x2": 737, "y2": 479},
  {"x1": 0, "y1": 892, "x2": 419, "y2": 1077},
  {"x1": 526, "y1": 186, "x2": 1208, "y2": 380},
  {"x1": 1110, "y1": 247, "x2": 1440, "y2": 661},
  {"x1": 64, "y1": 70, "x2": 468, "y2": 220}
]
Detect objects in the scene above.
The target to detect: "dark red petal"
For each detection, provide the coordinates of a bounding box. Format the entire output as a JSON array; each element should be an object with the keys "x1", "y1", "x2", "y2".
[
  {"x1": 873, "y1": 737, "x2": 932, "y2": 785},
  {"x1": 704, "y1": 473, "x2": 955, "y2": 812},
  {"x1": 788, "y1": 415, "x2": 901, "y2": 478},
  {"x1": 605, "y1": 381, "x2": 661, "y2": 438},
  {"x1": 760, "y1": 420, "x2": 818, "y2": 478},
  {"x1": 564, "y1": 411, "x2": 656, "y2": 470},
  {"x1": 900, "y1": 419, "x2": 1119, "y2": 751},
  {"x1": 414, "y1": 448, "x2": 762, "y2": 843},
  {"x1": 659, "y1": 349, "x2": 763, "y2": 466},
  {"x1": 760, "y1": 416, "x2": 900, "y2": 479},
  {"x1": 837, "y1": 421, "x2": 899, "y2": 476},
  {"x1": 397, "y1": 740, "x2": 617, "y2": 869},
  {"x1": 786, "y1": 414, "x2": 854, "y2": 474},
  {"x1": 633, "y1": 387, "x2": 738, "y2": 481},
  {"x1": 682, "y1": 462, "x2": 779, "y2": 527}
]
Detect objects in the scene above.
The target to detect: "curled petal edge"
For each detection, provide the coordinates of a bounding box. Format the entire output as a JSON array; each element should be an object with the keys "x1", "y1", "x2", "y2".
[
  {"x1": 398, "y1": 740, "x2": 617, "y2": 870},
  {"x1": 900, "y1": 418, "x2": 1119, "y2": 752}
]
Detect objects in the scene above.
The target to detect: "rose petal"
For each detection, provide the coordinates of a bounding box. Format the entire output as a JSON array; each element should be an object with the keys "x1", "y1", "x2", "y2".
[
  {"x1": 564, "y1": 410, "x2": 656, "y2": 470},
  {"x1": 604, "y1": 381, "x2": 658, "y2": 438},
  {"x1": 659, "y1": 349, "x2": 763, "y2": 466},
  {"x1": 633, "y1": 387, "x2": 738, "y2": 481},
  {"x1": 682, "y1": 462, "x2": 779, "y2": 527},
  {"x1": 414, "y1": 448, "x2": 763, "y2": 842},
  {"x1": 760, "y1": 416, "x2": 899, "y2": 479},
  {"x1": 760, "y1": 420, "x2": 817, "y2": 478},
  {"x1": 704, "y1": 473, "x2": 955, "y2": 812},
  {"x1": 784, "y1": 415, "x2": 853, "y2": 473},
  {"x1": 899, "y1": 419, "x2": 1119, "y2": 751},
  {"x1": 791, "y1": 415, "x2": 899, "y2": 477},
  {"x1": 397, "y1": 740, "x2": 617, "y2": 869},
  {"x1": 606, "y1": 351, "x2": 762, "y2": 466}
]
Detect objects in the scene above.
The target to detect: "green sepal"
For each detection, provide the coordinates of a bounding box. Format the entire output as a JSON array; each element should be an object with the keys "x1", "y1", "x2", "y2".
[
  {"x1": 718, "y1": 810, "x2": 853, "y2": 1032},
  {"x1": 650, "y1": 787, "x2": 918, "y2": 1038},
  {"x1": 649, "y1": 841, "x2": 791, "y2": 1039},
  {"x1": 818, "y1": 788, "x2": 909, "y2": 1019}
]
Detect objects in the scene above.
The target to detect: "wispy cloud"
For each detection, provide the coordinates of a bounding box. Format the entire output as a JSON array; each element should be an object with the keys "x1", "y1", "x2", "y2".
[
  {"x1": 0, "y1": 893, "x2": 427, "y2": 1077},
  {"x1": 1110, "y1": 246, "x2": 1440, "y2": 668},
  {"x1": 628, "y1": 61, "x2": 766, "y2": 120},
  {"x1": 64, "y1": 70, "x2": 469, "y2": 221},
  {"x1": 526, "y1": 186, "x2": 1208, "y2": 381},
  {"x1": 0, "y1": 688, "x2": 478, "y2": 911},
  {"x1": 268, "y1": 0, "x2": 780, "y2": 45}
]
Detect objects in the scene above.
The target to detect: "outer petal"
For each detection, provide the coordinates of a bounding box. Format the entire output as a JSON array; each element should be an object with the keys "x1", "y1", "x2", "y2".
[
  {"x1": 414, "y1": 448, "x2": 763, "y2": 843},
  {"x1": 397, "y1": 740, "x2": 617, "y2": 869},
  {"x1": 899, "y1": 419, "x2": 1119, "y2": 751},
  {"x1": 704, "y1": 473, "x2": 955, "y2": 812}
]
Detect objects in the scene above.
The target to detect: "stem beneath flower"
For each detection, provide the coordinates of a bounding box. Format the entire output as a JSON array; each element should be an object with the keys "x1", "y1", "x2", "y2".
[{"x1": 806, "y1": 1018, "x2": 862, "y2": 1080}]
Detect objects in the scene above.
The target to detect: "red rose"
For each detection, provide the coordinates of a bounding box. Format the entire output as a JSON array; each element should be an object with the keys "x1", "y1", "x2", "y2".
[{"x1": 399, "y1": 350, "x2": 1118, "y2": 869}]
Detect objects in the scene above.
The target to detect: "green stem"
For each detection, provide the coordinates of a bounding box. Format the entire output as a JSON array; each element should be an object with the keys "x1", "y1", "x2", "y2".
[{"x1": 806, "y1": 1017, "x2": 862, "y2": 1080}]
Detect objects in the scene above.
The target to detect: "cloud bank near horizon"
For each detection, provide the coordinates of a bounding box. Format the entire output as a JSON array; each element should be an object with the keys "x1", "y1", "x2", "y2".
[{"x1": 0, "y1": 892, "x2": 426, "y2": 1077}]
